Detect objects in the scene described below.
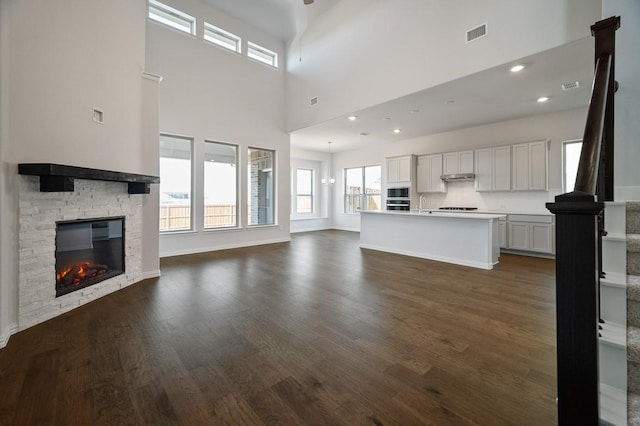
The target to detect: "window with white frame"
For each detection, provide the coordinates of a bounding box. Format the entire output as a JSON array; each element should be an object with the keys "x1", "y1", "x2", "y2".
[
  {"x1": 295, "y1": 169, "x2": 314, "y2": 214},
  {"x1": 204, "y1": 141, "x2": 238, "y2": 229},
  {"x1": 344, "y1": 165, "x2": 382, "y2": 213},
  {"x1": 160, "y1": 134, "x2": 193, "y2": 232},
  {"x1": 247, "y1": 42, "x2": 278, "y2": 67},
  {"x1": 562, "y1": 140, "x2": 583, "y2": 192},
  {"x1": 248, "y1": 148, "x2": 276, "y2": 225},
  {"x1": 204, "y1": 22, "x2": 241, "y2": 53},
  {"x1": 148, "y1": 0, "x2": 196, "y2": 35}
]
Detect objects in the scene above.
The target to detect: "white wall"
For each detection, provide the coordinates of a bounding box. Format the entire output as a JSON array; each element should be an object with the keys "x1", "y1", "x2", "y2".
[
  {"x1": 290, "y1": 147, "x2": 332, "y2": 232},
  {"x1": 286, "y1": 0, "x2": 602, "y2": 132},
  {"x1": 332, "y1": 108, "x2": 588, "y2": 231},
  {"x1": 141, "y1": 73, "x2": 162, "y2": 277},
  {"x1": 146, "y1": 0, "x2": 291, "y2": 257},
  {"x1": 0, "y1": 0, "x2": 14, "y2": 347},
  {"x1": 602, "y1": 1, "x2": 640, "y2": 200},
  {"x1": 0, "y1": 0, "x2": 154, "y2": 347}
]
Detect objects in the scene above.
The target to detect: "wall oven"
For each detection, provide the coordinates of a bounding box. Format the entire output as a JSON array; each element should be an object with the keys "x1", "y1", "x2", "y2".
[
  {"x1": 386, "y1": 199, "x2": 410, "y2": 211},
  {"x1": 386, "y1": 187, "x2": 410, "y2": 211}
]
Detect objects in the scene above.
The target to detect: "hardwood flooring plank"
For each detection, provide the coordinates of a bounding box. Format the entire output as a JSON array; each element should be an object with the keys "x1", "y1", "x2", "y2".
[
  {"x1": 54, "y1": 363, "x2": 94, "y2": 425},
  {"x1": 11, "y1": 349, "x2": 61, "y2": 425},
  {"x1": 131, "y1": 384, "x2": 180, "y2": 425},
  {"x1": 272, "y1": 376, "x2": 347, "y2": 426},
  {"x1": 213, "y1": 392, "x2": 264, "y2": 426},
  {"x1": 0, "y1": 230, "x2": 558, "y2": 425}
]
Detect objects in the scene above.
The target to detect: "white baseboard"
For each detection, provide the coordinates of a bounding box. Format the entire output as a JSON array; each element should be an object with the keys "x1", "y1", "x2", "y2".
[
  {"x1": 291, "y1": 226, "x2": 332, "y2": 234},
  {"x1": 140, "y1": 269, "x2": 161, "y2": 280},
  {"x1": 0, "y1": 323, "x2": 19, "y2": 349},
  {"x1": 359, "y1": 243, "x2": 494, "y2": 270},
  {"x1": 330, "y1": 226, "x2": 360, "y2": 233},
  {"x1": 160, "y1": 237, "x2": 292, "y2": 258}
]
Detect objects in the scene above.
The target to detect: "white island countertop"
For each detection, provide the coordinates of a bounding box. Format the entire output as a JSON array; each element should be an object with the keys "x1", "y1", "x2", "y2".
[
  {"x1": 360, "y1": 210, "x2": 506, "y2": 269},
  {"x1": 366, "y1": 210, "x2": 507, "y2": 220}
]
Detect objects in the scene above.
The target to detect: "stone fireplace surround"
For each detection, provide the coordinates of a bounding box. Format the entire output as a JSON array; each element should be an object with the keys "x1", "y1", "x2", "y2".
[{"x1": 18, "y1": 176, "x2": 146, "y2": 331}]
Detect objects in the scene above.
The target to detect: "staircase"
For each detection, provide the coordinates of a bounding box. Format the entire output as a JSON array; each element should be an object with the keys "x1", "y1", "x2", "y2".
[
  {"x1": 627, "y1": 201, "x2": 640, "y2": 424},
  {"x1": 598, "y1": 201, "x2": 640, "y2": 425}
]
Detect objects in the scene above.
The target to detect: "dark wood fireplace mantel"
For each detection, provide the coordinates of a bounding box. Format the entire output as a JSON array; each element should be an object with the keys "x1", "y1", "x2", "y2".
[{"x1": 18, "y1": 163, "x2": 160, "y2": 194}]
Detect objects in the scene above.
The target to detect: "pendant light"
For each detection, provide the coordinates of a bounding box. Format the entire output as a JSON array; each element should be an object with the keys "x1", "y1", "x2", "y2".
[{"x1": 322, "y1": 141, "x2": 335, "y2": 185}]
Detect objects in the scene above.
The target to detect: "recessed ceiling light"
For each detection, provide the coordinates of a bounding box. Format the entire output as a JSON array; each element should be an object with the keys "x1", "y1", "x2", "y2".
[
  {"x1": 347, "y1": 115, "x2": 358, "y2": 121},
  {"x1": 444, "y1": 100, "x2": 455, "y2": 105},
  {"x1": 393, "y1": 129, "x2": 401, "y2": 134},
  {"x1": 383, "y1": 117, "x2": 391, "y2": 120},
  {"x1": 537, "y1": 96, "x2": 549, "y2": 103},
  {"x1": 510, "y1": 64, "x2": 525, "y2": 73},
  {"x1": 410, "y1": 109, "x2": 420, "y2": 114},
  {"x1": 360, "y1": 132, "x2": 370, "y2": 136}
]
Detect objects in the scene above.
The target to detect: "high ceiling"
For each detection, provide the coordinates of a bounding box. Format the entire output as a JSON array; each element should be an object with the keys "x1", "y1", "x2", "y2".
[
  {"x1": 291, "y1": 36, "x2": 595, "y2": 152},
  {"x1": 202, "y1": 0, "x2": 339, "y2": 41},
  {"x1": 200, "y1": 1, "x2": 595, "y2": 154}
]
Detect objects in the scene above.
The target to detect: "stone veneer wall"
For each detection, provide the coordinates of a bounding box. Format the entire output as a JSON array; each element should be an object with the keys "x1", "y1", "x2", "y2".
[{"x1": 18, "y1": 176, "x2": 143, "y2": 330}]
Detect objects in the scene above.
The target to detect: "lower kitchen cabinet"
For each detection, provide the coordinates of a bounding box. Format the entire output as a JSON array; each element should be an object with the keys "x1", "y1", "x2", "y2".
[
  {"x1": 506, "y1": 214, "x2": 554, "y2": 255},
  {"x1": 498, "y1": 219, "x2": 507, "y2": 248}
]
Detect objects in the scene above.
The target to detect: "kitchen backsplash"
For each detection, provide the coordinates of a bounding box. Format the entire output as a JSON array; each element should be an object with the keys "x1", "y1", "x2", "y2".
[{"x1": 422, "y1": 181, "x2": 561, "y2": 213}]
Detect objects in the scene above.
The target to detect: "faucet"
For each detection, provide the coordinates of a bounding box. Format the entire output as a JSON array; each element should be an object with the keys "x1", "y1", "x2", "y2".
[{"x1": 419, "y1": 194, "x2": 427, "y2": 213}]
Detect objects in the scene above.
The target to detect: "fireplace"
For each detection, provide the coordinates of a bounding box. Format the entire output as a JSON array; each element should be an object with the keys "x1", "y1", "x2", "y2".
[{"x1": 55, "y1": 217, "x2": 125, "y2": 297}]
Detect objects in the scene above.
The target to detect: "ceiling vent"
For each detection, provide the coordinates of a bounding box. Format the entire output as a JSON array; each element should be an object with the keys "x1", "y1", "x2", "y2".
[
  {"x1": 562, "y1": 81, "x2": 581, "y2": 91},
  {"x1": 466, "y1": 23, "x2": 487, "y2": 43}
]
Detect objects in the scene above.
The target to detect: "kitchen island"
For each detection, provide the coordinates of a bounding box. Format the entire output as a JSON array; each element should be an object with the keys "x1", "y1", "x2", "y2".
[{"x1": 360, "y1": 210, "x2": 506, "y2": 269}]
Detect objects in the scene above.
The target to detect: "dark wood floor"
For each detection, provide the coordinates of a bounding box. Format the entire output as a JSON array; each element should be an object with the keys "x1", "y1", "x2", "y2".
[{"x1": 0, "y1": 230, "x2": 558, "y2": 425}]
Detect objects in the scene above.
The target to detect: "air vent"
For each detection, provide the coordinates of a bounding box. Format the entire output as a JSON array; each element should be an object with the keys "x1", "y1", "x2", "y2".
[
  {"x1": 466, "y1": 23, "x2": 487, "y2": 43},
  {"x1": 562, "y1": 81, "x2": 581, "y2": 91},
  {"x1": 310, "y1": 96, "x2": 318, "y2": 106}
]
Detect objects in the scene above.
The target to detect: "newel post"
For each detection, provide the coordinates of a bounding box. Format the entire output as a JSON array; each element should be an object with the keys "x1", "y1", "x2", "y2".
[{"x1": 546, "y1": 192, "x2": 604, "y2": 425}]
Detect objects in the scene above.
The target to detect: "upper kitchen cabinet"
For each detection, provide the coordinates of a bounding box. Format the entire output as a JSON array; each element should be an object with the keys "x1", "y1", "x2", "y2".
[
  {"x1": 475, "y1": 146, "x2": 511, "y2": 191},
  {"x1": 443, "y1": 150, "x2": 474, "y2": 175},
  {"x1": 417, "y1": 154, "x2": 446, "y2": 193},
  {"x1": 386, "y1": 155, "x2": 415, "y2": 185},
  {"x1": 511, "y1": 140, "x2": 549, "y2": 191}
]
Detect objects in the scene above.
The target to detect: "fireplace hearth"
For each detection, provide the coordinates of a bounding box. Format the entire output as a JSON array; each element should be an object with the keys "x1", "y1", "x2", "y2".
[{"x1": 55, "y1": 217, "x2": 125, "y2": 297}]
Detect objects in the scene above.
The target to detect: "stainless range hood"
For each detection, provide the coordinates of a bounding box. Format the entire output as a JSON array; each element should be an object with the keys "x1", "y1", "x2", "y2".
[{"x1": 440, "y1": 173, "x2": 475, "y2": 182}]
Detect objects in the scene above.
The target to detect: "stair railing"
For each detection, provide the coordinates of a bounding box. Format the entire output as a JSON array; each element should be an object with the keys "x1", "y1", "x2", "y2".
[{"x1": 546, "y1": 16, "x2": 620, "y2": 425}]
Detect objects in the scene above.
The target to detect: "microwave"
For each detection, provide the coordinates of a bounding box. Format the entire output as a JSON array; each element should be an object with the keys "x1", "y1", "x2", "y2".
[{"x1": 387, "y1": 187, "x2": 409, "y2": 198}]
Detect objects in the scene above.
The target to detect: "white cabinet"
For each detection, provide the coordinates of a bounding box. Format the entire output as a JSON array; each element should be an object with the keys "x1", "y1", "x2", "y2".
[
  {"x1": 508, "y1": 222, "x2": 530, "y2": 250},
  {"x1": 511, "y1": 140, "x2": 548, "y2": 191},
  {"x1": 475, "y1": 146, "x2": 511, "y2": 191},
  {"x1": 493, "y1": 146, "x2": 511, "y2": 191},
  {"x1": 417, "y1": 154, "x2": 446, "y2": 193},
  {"x1": 498, "y1": 219, "x2": 507, "y2": 248},
  {"x1": 386, "y1": 155, "x2": 413, "y2": 184},
  {"x1": 507, "y1": 214, "x2": 554, "y2": 254},
  {"x1": 443, "y1": 150, "x2": 474, "y2": 175}
]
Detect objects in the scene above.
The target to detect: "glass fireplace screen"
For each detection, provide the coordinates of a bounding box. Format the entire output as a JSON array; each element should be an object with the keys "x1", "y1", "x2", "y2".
[{"x1": 55, "y1": 217, "x2": 125, "y2": 297}]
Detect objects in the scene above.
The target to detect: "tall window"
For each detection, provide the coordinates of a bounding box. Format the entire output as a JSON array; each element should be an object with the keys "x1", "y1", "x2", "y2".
[
  {"x1": 148, "y1": 0, "x2": 196, "y2": 35},
  {"x1": 204, "y1": 141, "x2": 238, "y2": 229},
  {"x1": 344, "y1": 165, "x2": 382, "y2": 213},
  {"x1": 296, "y1": 169, "x2": 313, "y2": 214},
  {"x1": 563, "y1": 140, "x2": 583, "y2": 192},
  {"x1": 248, "y1": 148, "x2": 275, "y2": 225},
  {"x1": 160, "y1": 134, "x2": 192, "y2": 232}
]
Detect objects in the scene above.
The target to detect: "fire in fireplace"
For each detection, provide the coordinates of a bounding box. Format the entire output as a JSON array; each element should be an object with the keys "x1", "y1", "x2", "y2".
[{"x1": 55, "y1": 217, "x2": 125, "y2": 297}]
